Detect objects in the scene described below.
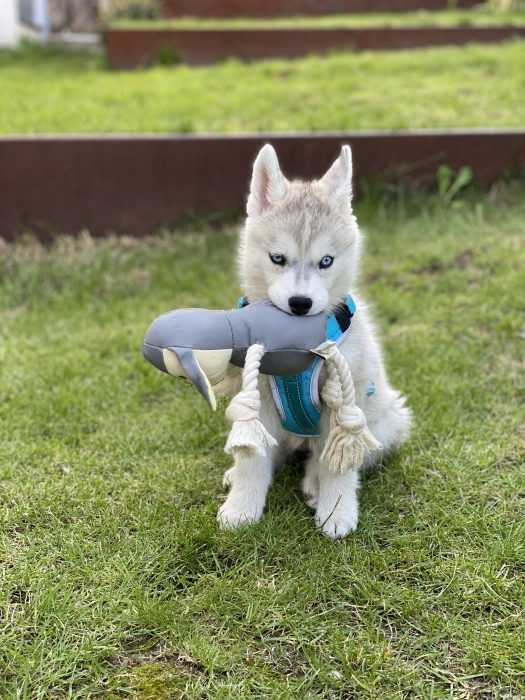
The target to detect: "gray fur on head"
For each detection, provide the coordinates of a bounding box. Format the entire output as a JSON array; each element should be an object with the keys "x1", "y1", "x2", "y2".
[{"x1": 240, "y1": 144, "x2": 362, "y2": 317}]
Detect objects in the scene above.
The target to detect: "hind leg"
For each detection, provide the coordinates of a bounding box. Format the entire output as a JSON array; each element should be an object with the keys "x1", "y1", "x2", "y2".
[{"x1": 363, "y1": 391, "x2": 412, "y2": 469}]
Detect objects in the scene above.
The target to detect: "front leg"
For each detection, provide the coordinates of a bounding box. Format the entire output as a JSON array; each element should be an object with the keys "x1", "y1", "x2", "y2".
[
  {"x1": 315, "y1": 466, "x2": 360, "y2": 539},
  {"x1": 218, "y1": 448, "x2": 275, "y2": 529},
  {"x1": 309, "y1": 434, "x2": 360, "y2": 539},
  {"x1": 219, "y1": 375, "x2": 284, "y2": 529},
  {"x1": 300, "y1": 428, "x2": 361, "y2": 539}
]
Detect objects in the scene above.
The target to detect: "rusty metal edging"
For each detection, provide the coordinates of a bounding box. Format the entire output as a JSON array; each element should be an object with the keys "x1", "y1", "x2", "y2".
[
  {"x1": 104, "y1": 25, "x2": 525, "y2": 68},
  {"x1": 1, "y1": 130, "x2": 524, "y2": 239}
]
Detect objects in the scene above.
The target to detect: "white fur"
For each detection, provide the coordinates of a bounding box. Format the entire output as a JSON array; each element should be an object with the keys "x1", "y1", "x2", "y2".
[{"x1": 218, "y1": 144, "x2": 411, "y2": 539}]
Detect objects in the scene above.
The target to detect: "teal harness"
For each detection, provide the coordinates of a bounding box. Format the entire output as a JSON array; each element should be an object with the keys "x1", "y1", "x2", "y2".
[{"x1": 239, "y1": 295, "x2": 357, "y2": 438}]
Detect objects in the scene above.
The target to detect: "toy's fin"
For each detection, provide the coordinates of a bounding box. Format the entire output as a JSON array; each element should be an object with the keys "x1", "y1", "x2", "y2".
[
  {"x1": 162, "y1": 348, "x2": 231, "y2": 411},
  {"x1": 194, "y1": 349, "x2": 232, "y2": 385}
]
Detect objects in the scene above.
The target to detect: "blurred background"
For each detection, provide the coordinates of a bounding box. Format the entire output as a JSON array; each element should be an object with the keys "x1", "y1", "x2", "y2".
[{"x1": 1, "y1": 0, "x2": 524, "y2": 237}]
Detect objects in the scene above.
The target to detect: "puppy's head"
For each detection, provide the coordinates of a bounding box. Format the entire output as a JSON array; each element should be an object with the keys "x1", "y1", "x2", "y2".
[{"x1": 239, "y1": 144, "x2": 361, "y2": 316}]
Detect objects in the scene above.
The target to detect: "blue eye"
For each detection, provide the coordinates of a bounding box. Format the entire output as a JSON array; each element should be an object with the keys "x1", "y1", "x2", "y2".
[
  {"x1": 319, "y1": 255, "x2": 334, "y2": 269},
  {"x1": 269, "y1": 253, "x2": 287, "y2": 266}
]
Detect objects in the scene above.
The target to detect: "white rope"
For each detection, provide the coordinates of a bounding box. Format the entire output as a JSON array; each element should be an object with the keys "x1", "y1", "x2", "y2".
[
  {"x1": 318, "y1": 342, "x2": 382, "y2": 473},
  {"x1": 224, "y1": 343, "x2": 277, "y2": 458}
]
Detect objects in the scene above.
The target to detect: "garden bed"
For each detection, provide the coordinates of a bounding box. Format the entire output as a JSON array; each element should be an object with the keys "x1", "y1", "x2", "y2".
[
  {"x1": 2, "y1": 43, "x2": 524, "y2": 238},
  {"x1": 2, "y1": 131, "x2": 524, "y2": 239},
  {"x1": 105, "y1": 24, "x2": 525, "y2": 67}
]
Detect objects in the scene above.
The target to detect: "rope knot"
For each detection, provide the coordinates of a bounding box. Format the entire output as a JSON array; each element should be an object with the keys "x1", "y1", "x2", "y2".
[
  {"x1": 224, "y1": 344, "x2": 277, "y2": 458},
  {"x1": 337, "y1": 404, "x2": 367, "y2": 433},
  {"x1": 316, "y1": 341, "x2": 382, "y2": 474},
  {"x1": 225, "y1": 389, "x2": 260, "y2": 423}
]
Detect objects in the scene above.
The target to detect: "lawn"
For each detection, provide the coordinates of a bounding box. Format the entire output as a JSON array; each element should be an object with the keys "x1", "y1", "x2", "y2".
[
  {"x1": 108, "y1": 6, "x2": 525, "y2": 28},
  {"x1": 0, "y1": 40, "x2": 524, "y2": 133},
  {"x1": 1, "y1": 185, "x2": 524, "y2": 698}
]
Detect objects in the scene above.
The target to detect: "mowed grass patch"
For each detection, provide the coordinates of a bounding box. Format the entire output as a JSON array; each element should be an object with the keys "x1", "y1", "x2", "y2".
[
  {"x1": 1, "y1": 185, "x2": 524, "y2": 697},
  {"x1": 109, "y1": 6, "x2": 525, "y2": 28},
  {"x1": 1, "y1": 40, "x2": 525, "y2": 133}
]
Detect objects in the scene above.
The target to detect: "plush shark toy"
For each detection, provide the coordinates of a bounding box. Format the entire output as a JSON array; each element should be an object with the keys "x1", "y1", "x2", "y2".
[
  {"x1": 143, "y1": 300, "x2": 381, "y2": 473},
  {"x1": 143, "y1": 301, "x2": 327, "y2": 411}
]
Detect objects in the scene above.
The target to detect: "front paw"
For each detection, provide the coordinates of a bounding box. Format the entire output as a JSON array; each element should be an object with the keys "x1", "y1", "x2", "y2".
[
  {"x1": 315, "y1": 500, "x2": 358, "y2": 540},
  {"x1": 217, "y1": 493, "x2": 264, "y2": 530}
]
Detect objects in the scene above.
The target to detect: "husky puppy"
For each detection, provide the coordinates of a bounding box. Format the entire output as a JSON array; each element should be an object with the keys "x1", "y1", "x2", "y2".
[{"x1": 217, "y1": 144, "x2": 411, "y2": 539}]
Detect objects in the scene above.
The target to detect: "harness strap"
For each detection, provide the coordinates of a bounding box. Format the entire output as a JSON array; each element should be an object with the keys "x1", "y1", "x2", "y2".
[
  {"x1": 270, "y1": 296, "x2": 355, "y2": 437},
  {"x1": 238, "y1": 296, "x2": 356, "y2": 438}
]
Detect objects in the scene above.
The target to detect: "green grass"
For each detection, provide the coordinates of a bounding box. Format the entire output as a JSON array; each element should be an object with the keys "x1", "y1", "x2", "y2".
[
  {"x1": 108, "y1": 6, "x2": 525, "y2": 28},
  {"x1": 1, "y1": 40, "x2": 525, "y2": 134},
  {"x1": 1, "y1": 184, "x2": 524, "y2": 698}
]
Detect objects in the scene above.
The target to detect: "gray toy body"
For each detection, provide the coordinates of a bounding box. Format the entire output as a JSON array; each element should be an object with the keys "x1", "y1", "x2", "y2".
[{"x1": 143, "y1": 301, "x2": 327, "y2": 408}]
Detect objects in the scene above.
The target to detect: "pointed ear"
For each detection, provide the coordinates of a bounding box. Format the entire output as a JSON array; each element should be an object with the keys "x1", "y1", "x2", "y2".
[
  {"x1": 247, "y1": 144, "x2": 288, "y2": 217},
  {"x1": 319, "y1": 145, "x2": 353, "y2": 203}
]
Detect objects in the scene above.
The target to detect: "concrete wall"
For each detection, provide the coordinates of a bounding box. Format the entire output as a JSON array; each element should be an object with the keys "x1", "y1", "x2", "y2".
[
  {"x1": 19, "y1": 0, "x2": 50, "y2": 38},
  {"x1": 32, "y1": 0, "x2": 48, "y2": 27},
  {"x1": 0, "y1": 0, "x2": 19, "y2": 47}
]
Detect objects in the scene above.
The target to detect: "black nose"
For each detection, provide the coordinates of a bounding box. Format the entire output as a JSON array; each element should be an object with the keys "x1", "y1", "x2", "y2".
[{"x1": 289, "y1": 296, "x2": 313, "y2": 316}]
